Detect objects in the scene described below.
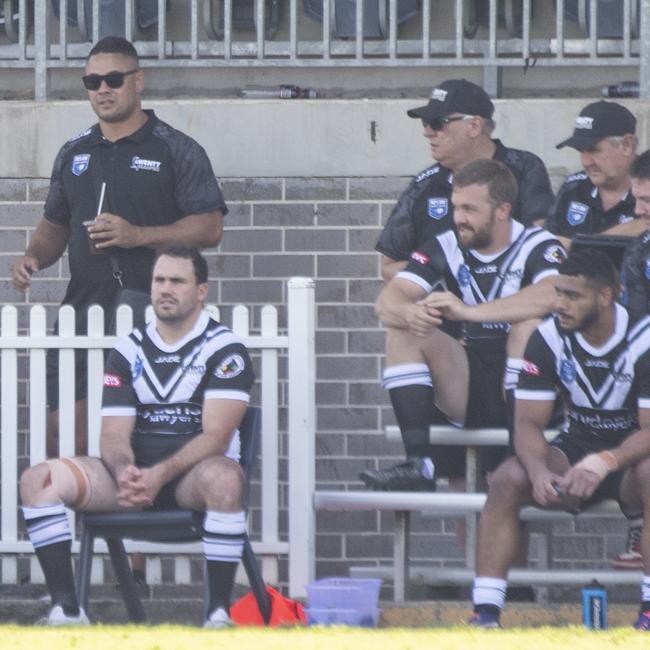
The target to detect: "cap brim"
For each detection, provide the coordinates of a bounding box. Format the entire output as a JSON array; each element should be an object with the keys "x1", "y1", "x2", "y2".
[
  {"x1": 407, "y1": 104, "x2": 447, "y2": 121},
  {"x1": 556, "y1": 133, "x2": 602, "y2": 150}
]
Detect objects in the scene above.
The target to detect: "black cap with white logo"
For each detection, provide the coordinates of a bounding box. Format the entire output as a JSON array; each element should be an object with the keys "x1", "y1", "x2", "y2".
[
  {"x1": 407, "y1": 79, "x2": 495, "y2": 122},
  {"x1": 556, "y1": 100, "x2": 636, "y2": 150}
]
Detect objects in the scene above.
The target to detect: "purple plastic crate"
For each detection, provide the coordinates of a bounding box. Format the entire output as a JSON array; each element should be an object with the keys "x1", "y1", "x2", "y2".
[
  {"x1": 305, "y1": 607, "x2": 380, "y2": 627},
  {"x1": 306, "y1": 577, "x2": 382, "y2": 611}
]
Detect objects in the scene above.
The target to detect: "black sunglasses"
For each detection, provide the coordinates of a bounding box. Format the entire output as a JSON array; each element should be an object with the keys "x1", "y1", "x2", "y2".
[
  {"x1": 82, "y1": 69, "x2": 139, "y2": 91},
  {"x1": 422, "y1": 115, "x2": 472, "y2": 131}
]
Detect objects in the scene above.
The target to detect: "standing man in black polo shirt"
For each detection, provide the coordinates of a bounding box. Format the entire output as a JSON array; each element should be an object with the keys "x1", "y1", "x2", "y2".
[
  {"x1": 11, "y1": 37, "x2": 226, "y2": 460},
  {"x1": 549, "y1": 101, "x2": 646, "y2": 251}
]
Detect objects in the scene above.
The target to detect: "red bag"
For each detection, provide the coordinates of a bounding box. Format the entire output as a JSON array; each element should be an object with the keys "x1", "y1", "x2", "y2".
[{"x1": 231, "y1": 586, "x2": 306, "y2": 626}]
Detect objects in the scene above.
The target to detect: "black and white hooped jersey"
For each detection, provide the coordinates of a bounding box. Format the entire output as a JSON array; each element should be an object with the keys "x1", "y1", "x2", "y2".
[
  {"x1": 101, "y1": 311, "x2": 254, "y2": 462},
  {"x1": 397, "y1": 221, "x2": 566, "y2": 343},
  {"x1": 517, "y1": 304, "x2": 650, "y2": 446}
]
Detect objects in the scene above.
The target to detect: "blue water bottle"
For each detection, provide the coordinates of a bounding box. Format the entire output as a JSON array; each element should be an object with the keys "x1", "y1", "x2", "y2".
[{"x1": 582, "y1": 580, "x2": 607, "y2": 630}]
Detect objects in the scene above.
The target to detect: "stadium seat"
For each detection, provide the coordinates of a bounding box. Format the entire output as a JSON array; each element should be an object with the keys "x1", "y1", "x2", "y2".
[
  {"x1": 2, "y1": 0, "x2": 31, "y2": 43},
  {"x1": 75, "y1": 406, "x2": 272, "y2": 624},
  {"x1": 560, "y1": 0, "x2": 640, "y2": 38},
  {"x1": 303, "y1": 0, "x2": 418, "y2": 39},
  {"x1": 51, "y1": 0, "x2": 169, "y2": 40},
  {"x1": 203, "y1": 0, "x2": 282, "y2": 40},
  {"x1": 465, "y1": 0, "x2": 537, "y2": 39}
]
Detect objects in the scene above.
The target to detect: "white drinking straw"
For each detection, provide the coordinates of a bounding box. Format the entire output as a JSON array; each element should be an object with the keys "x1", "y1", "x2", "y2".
[{"x1": 96, "y1": 181, "x2": 106, "y2": 216}]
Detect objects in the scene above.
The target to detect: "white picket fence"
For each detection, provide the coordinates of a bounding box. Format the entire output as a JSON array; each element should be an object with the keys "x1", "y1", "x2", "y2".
[{"x1": 0, "y1": 277, "x2": 316, "y2": 598}]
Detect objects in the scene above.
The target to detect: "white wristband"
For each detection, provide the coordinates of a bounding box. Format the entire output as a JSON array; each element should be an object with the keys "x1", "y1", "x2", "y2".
[{"x1": 574, "y1": 451, "x2": 619, "y2": 481}]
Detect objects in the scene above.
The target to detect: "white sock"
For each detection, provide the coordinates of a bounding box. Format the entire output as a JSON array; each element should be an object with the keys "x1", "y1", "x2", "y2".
[
  {"x1": 473, "y1": 576, "x2": 508, "y2": 610},
  {"x1": 381, "y1": 363, "x2": 432, "y2": 390},
  {"x1": 641, "y1": 576, "x2": 650, "y2": 604},
  {"x1": 504, "y1": 358, "x2": 524, "y2": 392}
]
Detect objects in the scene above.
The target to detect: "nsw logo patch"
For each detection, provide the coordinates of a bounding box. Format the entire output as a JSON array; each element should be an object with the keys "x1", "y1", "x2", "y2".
[
  {"x1": 427, "y1": 198, "x2": 448, "y2": 220},
  {"x1": 458, "y1": 264, "x2": 471, "y2": 287},
  {"x1": 566, "y1": 201, "x2": 589, "y2": 226},
  {"x1": 215, "y1": 354, "x2": 246, "y2": 379},
  {"x1": 560, "y1": 359, "x2": 577, "y2": 383},
  {"x1": 71, "y1": 154, "x2": 90, "y2": 176}
]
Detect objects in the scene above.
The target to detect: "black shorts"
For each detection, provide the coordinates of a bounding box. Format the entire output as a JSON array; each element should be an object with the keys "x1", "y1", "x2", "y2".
[
  {"x1": 550, "y1": 432, "x2": 634, "y2": 516},
  {"x1": 432, "y1": 344, "x2": 508, "y2": 480},
  {"x1": 46, "y1": 347, "x2": 88, "y2": 412},
  {"x1": 149, "y1": 477, "x2": 183, "y2": 511},
  {"x1": 133, "y1": 434, "x2": 194, "y2": 511}
]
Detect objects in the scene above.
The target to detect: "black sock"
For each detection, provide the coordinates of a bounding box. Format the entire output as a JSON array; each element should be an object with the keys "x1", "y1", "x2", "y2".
[
  {"x1": 388, "y1": 384, "x2": 439, "y2": 459},
  {"x1": 206, "y1": 561, "x2": 239, "y2": 614},
  {"x1": 474, "y1": 603, "x2": 501, "y2": 617},
  {"x1": 35, "y1": 541, "x2": 79, "y2": 616}
]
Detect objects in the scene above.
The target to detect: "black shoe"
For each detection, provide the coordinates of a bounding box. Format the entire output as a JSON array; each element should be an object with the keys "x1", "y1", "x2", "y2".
[{"x1": 359, "y1": 457, "x2": 436, "y2": 491}]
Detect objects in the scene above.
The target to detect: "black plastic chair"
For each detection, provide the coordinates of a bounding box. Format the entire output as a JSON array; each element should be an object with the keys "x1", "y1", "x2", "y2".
[{"x1": 75, "y1": 406, "x2": 272, "y2": 624}]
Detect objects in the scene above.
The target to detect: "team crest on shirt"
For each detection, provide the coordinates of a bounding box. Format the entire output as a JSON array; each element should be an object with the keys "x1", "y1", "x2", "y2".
[
  {"x1": 132, "y1": 355, "x2": 143, "y2": 381},
  {"x1": 566, "y1": 201, "x2": 589, "y2": 226},
  {"x1": 427, "y1": 198, "x2": 448, "y2": 220},
  {"x1": 458, "y1": 264, "x2": 471, "y2": 287},
  {"x1": 559, "y1": 359, "x2": 577, "y2": 383},
  {"x1": 215, "y1": 354, "x2": 245, "y2": 379},
  {"x1": 645, "y1": 256, "x2": 650, "y2": 280},
  {"x1": 71, "y1": 154, "x2": 90, "y2": 176},
  {"x1": 544, "y1": 244, "x2": 566, "y2": 265}
]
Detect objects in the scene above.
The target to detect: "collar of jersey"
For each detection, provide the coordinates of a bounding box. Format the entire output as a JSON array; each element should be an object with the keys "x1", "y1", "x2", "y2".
[
  {"x1": 90, "y1": 109, "x2": 156, "y2": 146},
  {"x1": 148, "y1": 310, "x2": 210, "y2": 352},
  {"x1": 469, "y1": 219, "x2": 524, "y2": 263},
  {"x1": 574, "y1": 302, "x2": 629, "y2": 357}
]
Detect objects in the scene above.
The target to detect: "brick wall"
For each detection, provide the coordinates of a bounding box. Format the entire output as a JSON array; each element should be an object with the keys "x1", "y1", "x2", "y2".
[{"x1": 0, "y1": 175, "x2": 629, "y2": 586}]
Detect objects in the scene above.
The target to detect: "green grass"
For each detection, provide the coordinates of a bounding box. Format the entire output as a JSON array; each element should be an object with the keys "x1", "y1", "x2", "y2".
[{"x1": 1, "y1": 625, "x2": 648, "y2": 650}]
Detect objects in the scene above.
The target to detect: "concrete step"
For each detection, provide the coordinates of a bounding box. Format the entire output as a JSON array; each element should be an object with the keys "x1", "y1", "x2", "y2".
[{"x1": 0, "y1": 585, "x2": 641, "y2": 628}]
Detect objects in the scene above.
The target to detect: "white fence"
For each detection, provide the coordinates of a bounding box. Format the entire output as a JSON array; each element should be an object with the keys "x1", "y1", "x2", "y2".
[{"x1": 0, "y1": 277, "x2": 316, "y2": 598}]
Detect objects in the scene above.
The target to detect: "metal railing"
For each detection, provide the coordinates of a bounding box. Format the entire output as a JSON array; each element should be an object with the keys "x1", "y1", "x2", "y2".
[
  {"x1": 0, "y1": 0, "x2": 648, "y2": 100},
  {"x1": 0, "y1": 277, "x2": 316, "y2": 598}
]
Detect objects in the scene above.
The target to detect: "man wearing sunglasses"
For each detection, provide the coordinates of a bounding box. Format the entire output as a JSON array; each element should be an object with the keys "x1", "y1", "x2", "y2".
[
  {"x1": 375, "y1": 78, "x2": 553, "y2": 284},
  {"x1": 364, "y1": 79, "x2": 554, "y2": 492},
  {"x1": 10, "y1": 36, "x2": 227, "y2": 589},
  {"x1": 12, "y1": 37, "x2": 227, "y2": 590}
]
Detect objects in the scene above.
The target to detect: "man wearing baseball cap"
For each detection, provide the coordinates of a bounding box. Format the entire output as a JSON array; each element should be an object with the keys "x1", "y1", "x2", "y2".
[
  {"x1": 548, "y1": 100, "x2": 646, "y2": 250},
  {"x1": 365, "y1": 79, "x2": 554, "y2": 493},
  {"x1": 376, "y1": 78, "x2": 553, "y2": 282}
]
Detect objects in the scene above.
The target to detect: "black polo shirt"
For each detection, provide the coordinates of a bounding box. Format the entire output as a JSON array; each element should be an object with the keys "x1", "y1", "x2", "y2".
[
  {"x1": 375, "y1": 139, "x2": 554, "y2": 261},
  {"x1": 546, "y1": 171, "x2": 636, "y2": 238},
  {"x1": 621, "y1": 230, "x2": 650, "y2": 321},
  {"x1": 44, "y1": 110, "x2": 226, "y2": 328}
]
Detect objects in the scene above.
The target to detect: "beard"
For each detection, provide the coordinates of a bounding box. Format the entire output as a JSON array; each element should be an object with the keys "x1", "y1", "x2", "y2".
[{"x1": 557, "y1": 305, "x2": 600, "y2": 333}]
